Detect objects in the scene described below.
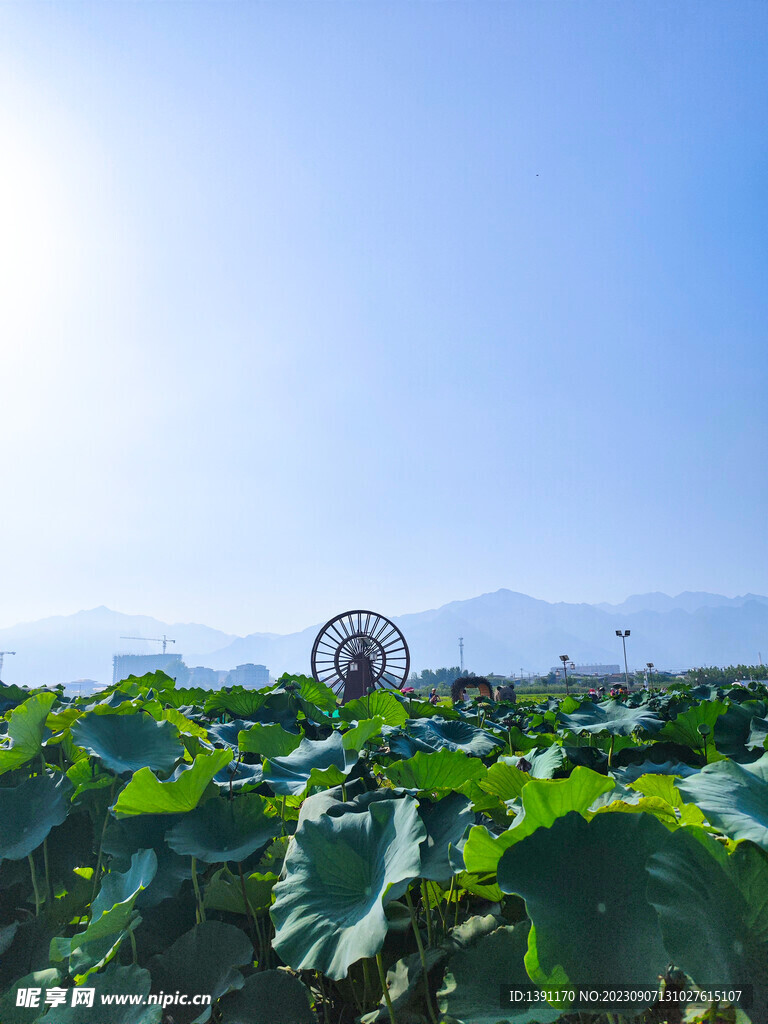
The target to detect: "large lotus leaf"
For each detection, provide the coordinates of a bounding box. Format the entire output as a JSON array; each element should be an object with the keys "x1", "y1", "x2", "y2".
[
  {"x1": 677, "y1": 754, "x2": 768, "y2": 849},
  {"x1": 152, "y1": 706, "x2": 208, "y2": 739},
  {"x1": 296, "y1": 673, "x2": 339, "y2": 712},
  {"x1": 208, "y1": 719, "x2": 256, "y2": 750},
  {"x1": 478, "y1": 761, "x2": 530, "y2": 802},
  {"x1": 511, "y1": 746, "x2": 566, "y2": 779},
  {"x1": 208, "y1": 689, "x2": 300, "y2": 732},
  {"x1": 384, "y1": 749, "x2": 486, "y2": 793},
  {"x1": 204, "y1": 868, "x2": 278, "y2": 916},
  {"x1": 438, "y1": 921, "x2": 560, "y2": 1024},
  {"x1": 1, "y1": 969, "x2": 62, "y2": 1024},
  {"x1": 213, "y1": 758, "x2": 264, "y2": 792},
  {"x1": 271, "y1": 794, "x2": 425, "y2": 979},
  {"x1": 50, "y1": 849, "x2": 157, "y2": 978},
  {"x1": 0, "y1": 772, "x2": 72, "y2": 859},
  {"x1": 148, "y1": 921, "x2": 253, "y2": 1024},
  {"x1": 38, "y1": 964, "x2": 162, "y2": 1024},
  {"x1": 238, "y1": 722, "x2": 302, "y2": 758},
  {"x1": 217, "y1": 969, "x2": 315, "y2": 1024},
  {"x1": 103, "y1": 815, "x2": 191, "y2": 907},
  {"x1": 747, "y1": 717, "x2": 768, "y2": 750},
  {"x1": 647, "y1": 828, "x2": 768, "y2": 1018},
  {"x1": 714, "y1": 700, "x2": 768, "y2": 761},
  {"x1": 498, "y1": 811, "x2": 668, "y2": 997},
  {"x1": 112, "y1": 749, "x2": 232, "y2": 817},
  {"x1": 610, "y1": 759, "x2": 698, "y2": 784},
  {"x1": 380, "y1": 725, "x2": 439, "y2": 758},
  {"x1": 404, "y1": 717, "x2": 502, "y2": 757},
  {"x1": 658, "y1": 700, "x2": 727, "y2": 752},
  {"x1": 627, "y1": 774, "x2": 706, "y2": 826},
  {"x1": 70, "y1": 711, "x2": 184, "y2": 775},
  {"x1": 339, "y1": 690, "x2": 408, "y2": 727},
  {"x1": 340, "y1": 716, "x2": 385, "y2": 750},
  {"x1": 558, "y1": 701, "x2": 663, "y2": 737},
  {"x1": 0, "y1": 681, "x2": 44, "y2": 713},
  {"x1": 418, "y1": 792, "x2": 474, "y2": 880},
  {"x1": 263, "y1": 732, "x2": 358, "y2": 796},
  {"x1": 0, "y1": 691, "x2": 56, "y2": 775},
  {"x1": 166, "y1": 794, "x2": 280, "y2": 863}
]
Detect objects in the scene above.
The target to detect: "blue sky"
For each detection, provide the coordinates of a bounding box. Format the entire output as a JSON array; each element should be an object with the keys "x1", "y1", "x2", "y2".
[{"x1": 0, "y1": 2, "x2": 766, "y2": 635}]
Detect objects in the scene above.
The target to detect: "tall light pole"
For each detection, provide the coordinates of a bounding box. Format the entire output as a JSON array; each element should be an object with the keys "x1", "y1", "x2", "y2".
[
  {"x1": 458, "y1": 637, "x2": 464, "y2": 674},
  {"x1": 559, "y1": 654, "x2": 570, "y2": 696},
  {"x1": 616, "y1": 630, "x2": 631, "y2": 689},
  {"x1": 646, "y1": 662, "x2": 654, "y2": 690}
]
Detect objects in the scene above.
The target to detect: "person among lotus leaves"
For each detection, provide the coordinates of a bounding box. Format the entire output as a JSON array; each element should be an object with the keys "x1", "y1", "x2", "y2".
[{"x1": 429, "y1": 687, "x2": 439, "y2": 705}]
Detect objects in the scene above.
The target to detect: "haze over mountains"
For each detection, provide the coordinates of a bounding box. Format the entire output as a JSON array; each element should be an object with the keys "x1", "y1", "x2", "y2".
[{"x1": 1, "y1": 590, "x2": 766, "y2": 688}]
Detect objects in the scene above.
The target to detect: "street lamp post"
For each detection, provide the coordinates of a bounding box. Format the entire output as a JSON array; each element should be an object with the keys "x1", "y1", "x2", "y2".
[
  {"x1": 646, "y1": 662, "x2": 654, "y2": 690},
  {"x1": 559, "y1": 654, "x2": 570, "y2": 696},
  {"x1": 616, "y1": 630, "x2": 631, "y2": 689}
]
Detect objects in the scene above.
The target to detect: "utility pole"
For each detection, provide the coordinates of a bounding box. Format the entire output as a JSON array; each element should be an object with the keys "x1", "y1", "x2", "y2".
[
  {"x1": 458, "y1": 637, "x2": 464, "y2": 673},
  {"x1": 559, "y1": 654, "x2": 570, "y2": 696},
  {"x1": 616, "y1": 630, "x2": 631, "y2": 689}
]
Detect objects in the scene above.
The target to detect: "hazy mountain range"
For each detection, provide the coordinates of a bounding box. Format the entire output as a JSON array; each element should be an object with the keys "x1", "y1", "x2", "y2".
[{"x1": 1, "y1": 590, "x2": 767, "y2": 688}]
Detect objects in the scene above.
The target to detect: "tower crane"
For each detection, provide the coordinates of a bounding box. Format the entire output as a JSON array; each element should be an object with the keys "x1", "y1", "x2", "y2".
[
  {"x1": 0, "y1": 651, "x2": 16, "y2": 680},
  {"x1": 119, "y1": 635, "x2": 176, "y2": 654}
]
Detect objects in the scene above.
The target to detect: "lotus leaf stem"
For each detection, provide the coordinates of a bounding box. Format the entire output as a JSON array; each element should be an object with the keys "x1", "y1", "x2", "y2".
[
  {"x1": 28, "y1": 854, "x2": 40, "y2": 917},
  {"x1": 191, "y1": 857, "x2": 206, "y2": 923},
  {"x1": 129, "y1": 928, "x2": 138, "y2": 964},
  {"x1": 376, "y1": 952, "x2": 397, "y2": 1024},
  {"x1": 92, "y1": 780, "x2": 116, "y2": 903},
  {"x1": 363, "y1": 959, "x2": 372, "y2": 1007},
  {"x1": 43, "y1": 838, "x2": 52, "y2": 904},
  {"x1": 421, "y1": 880, "x2": 434, "y2": 947},
  {"x1": 405, "y1": 889, "x2": 438, "y2": 1024},
  {"x1": 608, "y1": 735, "x2": 615, "y2": 768}
]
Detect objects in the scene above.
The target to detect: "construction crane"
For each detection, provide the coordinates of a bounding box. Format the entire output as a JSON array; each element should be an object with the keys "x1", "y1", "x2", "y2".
[
  {"x1": 120, "y1": 635, "x2": 176, "y2": 654},
  {"x1": 0, "y1": 651, "x2": 16, "y2": 680}
]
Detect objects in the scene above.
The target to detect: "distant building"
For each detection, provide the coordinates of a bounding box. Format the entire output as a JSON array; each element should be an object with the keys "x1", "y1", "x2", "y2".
[
  {"x1": 187, "y1": 666, "x2": 227, "y2": 688},
  {"x1": 550, "y1": 663, "x2": 621, "y2": 676},
  {"x1": 112, "y1": 652, "x2": 186, "y2": 685},
  {"x1": 226, "y1": 663, "x2": 270, "y2": 688}
]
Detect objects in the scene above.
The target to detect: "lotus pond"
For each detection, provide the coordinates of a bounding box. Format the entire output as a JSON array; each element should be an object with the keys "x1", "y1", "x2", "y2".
[{"x1": 1, "y1": 672, "x2": 767, "y2": 1024}]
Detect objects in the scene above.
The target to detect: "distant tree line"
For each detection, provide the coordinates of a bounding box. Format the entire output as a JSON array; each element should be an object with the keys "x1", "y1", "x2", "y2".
[{"x1": 687, "y1": 664, "x2": 768, "y2": 685}]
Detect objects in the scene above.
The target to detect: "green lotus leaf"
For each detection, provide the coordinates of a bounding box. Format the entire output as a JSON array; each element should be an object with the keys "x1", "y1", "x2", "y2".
[
  {"x1": 478, "y1": 761, "x2": 530, "y2": 802},
  {"x1": 296, "y1": 673, "x2": 339, "y2": 712},
  {"x1": 148, "y1": 921, "x2": 253, "y2": 1024},
  {"x1": 498, "y1": 811, "x2": 668, "y2": 998},
  {"x1": 152, "y1": 706, "x2": 209, "y2": 739},
  {"x1": 160, "y1": 685, "x2": 210, "y2": 708},
  {"x1": 271, "y1": 794, "x2": 425, "y2": 979},
  {"x1": 217, "y1": 969, "x2": 315, "y2": 1024},
  {"x1": 340, "y1": 716, "x2": 385, "y2": 750},
  {"x1": 401, "y1": 717, "x2": 502, "y2": 757},
  {"x1": 513, "y1": 746, "x2": 566, "y2": 779},
  {"x1": 0, "y1": 692, "x2": 57, "y2": 775},
  {"x1": 647, "y1": 828, "x2": 768, "y2": 1018},
  {"x1": 103, "y1": 814, "x2": 191, "y2": 907},
  {"x1": 747, "y1": 717, "x2": 768, "y2": 750},
  {"x1": 66, "y1": 757, "x2": 114, "y2": 800},
  {"x1": 627, "y1": 774, "x2": 706, "y2": 826},
  {"x1": 0, "y1": 773, "x2": 72, "y2": 860},
  {"x1": 658, "y1": 701, "x2": 727, "y2": 752},
  {"x1": 438, "y1": 921, "x2": 560, "y2": 1024},
  {"x1": 50, "y1": 849, "x2": 157, "y2": 978},
  {"x1": 677, "y1": 754, "x2": 768, "y2": 849},
  {"x1": 238, "y1": 723, "x2": 303, "y2": 758},
  {"x1": 558, "y1": 701, "x2": 663, "y2": 737},
  {"x1": 714, "y1": 700, "x2": 768, "y2": 761},
  {"x1": 263, "y1": 733, "x2": 358, "y2": 796},
  {"x1": 166, "y1": 794, "x2": 280, "y2": 863},
  {"x1": 38, "y1": 964, "x2": 162, "y2": 1024},
  {"x1": 70, "y1": 711, "x2": 184, "y2": 775},
  {"x1": 610, "y1": 759, "x2": 697, "y2": 784},
  {"x1": 112, "y1": 749, "x2": 232, "y2": 817},
  {"x1": 361, "y1": 947, "x2": 445, "y2": 1024},
  {"x1": 1, "y1": 969, "x2": 61, "y2": 1024},
  {"x1": 204, "y1": 868, "x2": 278, "y2": 916},
  {"x1": 384, "y1": 749, "x2": 487, "y2": 793},
  {"x1": 339, "y1": 691, "x2": 408, "y2": 727},
  {"x1": 205, "y1": 688, "x2": 299, "y2": 732},
  {"x1": 418, "y1": 792, "x2": 474, "y2": 880}
]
